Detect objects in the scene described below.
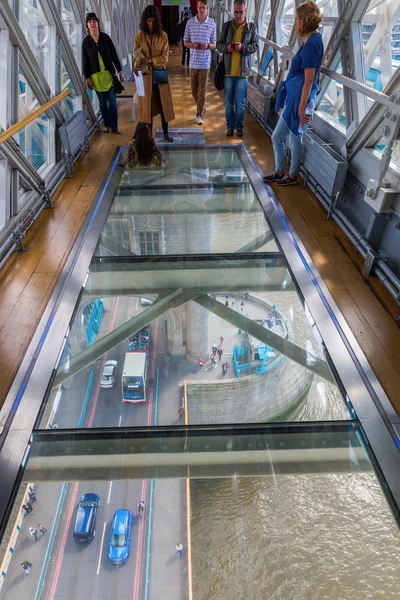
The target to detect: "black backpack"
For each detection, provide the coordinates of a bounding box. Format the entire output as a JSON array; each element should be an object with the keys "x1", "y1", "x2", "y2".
[{"x1": 214, "y1": 57, "x2": 225, "y2": 91}]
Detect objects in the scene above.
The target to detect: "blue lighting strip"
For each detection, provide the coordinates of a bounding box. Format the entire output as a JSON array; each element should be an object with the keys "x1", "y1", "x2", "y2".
[
  {"x1": 1, "y1": 148, "x2": 122, "y2": 437},
  {"x1": 249, "y1": 154, "x2": 400, "y2": 450}
]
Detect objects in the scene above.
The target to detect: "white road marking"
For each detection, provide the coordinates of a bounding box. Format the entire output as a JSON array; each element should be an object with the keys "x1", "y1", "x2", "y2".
[
  {"x1": 97, "y1": 522, "x2": 107, "y2": 575},
  {"x1": 118, "y1": 415, "x2": 122, "y2": 427},
  {"x1": 107, "y1": 481, "x2": 113, "y2": 504},
  {"x1": 135, "y1": 297, "x2": 139, "y2": 310}
]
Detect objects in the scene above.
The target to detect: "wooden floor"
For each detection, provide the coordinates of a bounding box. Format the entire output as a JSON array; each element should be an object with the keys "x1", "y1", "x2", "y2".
[{"x1": 0, "y1": 48, "x2": 399, "y2": 414}]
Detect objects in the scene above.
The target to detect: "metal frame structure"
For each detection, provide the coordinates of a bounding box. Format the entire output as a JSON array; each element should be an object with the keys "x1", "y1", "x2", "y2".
[{"x1": 0, "y1": 143, "x2": 399, "y2": 543}]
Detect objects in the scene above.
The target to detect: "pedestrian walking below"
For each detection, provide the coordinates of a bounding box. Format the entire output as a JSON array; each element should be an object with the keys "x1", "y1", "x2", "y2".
[
  {"x1": 38, "y1": 524, "x2": 47, "y2": 537},
  {"x1": 184, "y1": 0, "x2": 216, "y2": 125},
  {"x1": 211, "y1": 342, "x2": 218, "y2": 355},
  {"x1": 199, "y1": 358, "x2": 204, "y2": 369},
  {"x1": 179, "y1": 406, "x2": 185, "y2": 421},
  {"x1": 21, "y1": 560, "x2": 32, "y2": 575},
  {"x1": 225, "y1": 299, "x2": 229, "y2": 307},
  {"x1": 219, "y1": 336, "x2": 224, "y2": 345},
  {"x1": 217, "y1": 348, "x2": 223, "y2": 361},
  {"x1": 29, "y1": 527, "x2": 38, "y2": 542},
  {"x1": 137, "y1": 501, "x2": 145, "y2": 515},
  {"x1": 23, "y1": 503, "x2": 33, "y2": 515},
  {"x1": 28, "y1": 491, "x2": 37, "y2": 504},
  {"x1": 176, "y1": 542, "x2": 183, "y2": 558}
]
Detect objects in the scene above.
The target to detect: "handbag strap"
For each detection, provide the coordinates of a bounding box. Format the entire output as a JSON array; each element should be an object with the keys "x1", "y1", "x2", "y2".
[{"x1": 146, "y1": 37, "x2": 165, "y2": 71}]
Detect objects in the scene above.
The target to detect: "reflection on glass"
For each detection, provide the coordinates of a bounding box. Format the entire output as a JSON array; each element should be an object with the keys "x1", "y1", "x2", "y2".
[
  {"x1": 42, "y1": 253, "x2": 348, "y2": 430},
  {"x1": 1, "y1": 427, "x2": 399, "y2": 600},
  {"x1": 17, "y1": 69, "x2": 49, "y2": 172},
  {"x1": 97, "y1": 147, "x2": 278, "y2": 256}
]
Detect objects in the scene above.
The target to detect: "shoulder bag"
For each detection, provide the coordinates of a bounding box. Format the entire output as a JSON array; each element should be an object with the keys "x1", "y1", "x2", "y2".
[
  {"x1": 214, "y1": 56, "x2": 225, "y2": 90},
  {"x1": 113, "y1": 74, "x2": 125, "y2": 94},
  {"x1": 147, "y1": 39, "x2": 169, "y2": 85}
]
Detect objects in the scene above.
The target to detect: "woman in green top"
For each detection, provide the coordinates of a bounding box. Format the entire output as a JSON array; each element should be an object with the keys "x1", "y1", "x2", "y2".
[{"x1": 82, "y1": 13, "x2": 125, "y2": 133}]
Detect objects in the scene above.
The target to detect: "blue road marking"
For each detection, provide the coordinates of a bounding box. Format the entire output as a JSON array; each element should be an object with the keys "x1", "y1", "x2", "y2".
[
  {"x1": 34, "y1": 482, "x2": 68, "y2": 600},
  {"x1": 78, "y1": 371, "x2": 95, "y2": 428},
  {"x1": 144, "y1": 479, "x2": 155, "y2": 600}
]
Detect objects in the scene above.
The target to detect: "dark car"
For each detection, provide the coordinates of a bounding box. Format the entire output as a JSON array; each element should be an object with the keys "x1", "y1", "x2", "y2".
[
  {"x1": 73, "y1": 493, "x2": 100, "y2": 543},
  {"x1": 108, "y1": 509, "x2": 133, "y2": 564}
]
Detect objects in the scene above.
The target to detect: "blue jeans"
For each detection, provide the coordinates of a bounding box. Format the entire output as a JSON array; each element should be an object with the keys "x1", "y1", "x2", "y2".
[
  {"x1": 272, "y1": 115, "x2": 304, "y2": 176},
  {"x1": 224, "y1": 76, "x2": 248, "y2": 130},
  {"x1": 95, "y1": 85, "x2": 118, "y2": 131}
]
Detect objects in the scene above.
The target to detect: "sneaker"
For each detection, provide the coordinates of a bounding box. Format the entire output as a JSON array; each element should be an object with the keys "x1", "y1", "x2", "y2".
[
  {"x1": 226, "y1": 128, "x2": 234, "y2": 137},
  {"x1": 112, "y1": 129, "x2": 122, "y2": 135},
  {"x1": 274, "y1": 174, "x2": 298, "y2": 186},
  {"x1": 263, "y1": 172, "x2": 285, "y2": 183},
  {"x1": 236, "y1": 128, "x2": 243, "y2": 137},
  {"x1": 196, "y1": 115, "x2": 203, "y2": 125}
]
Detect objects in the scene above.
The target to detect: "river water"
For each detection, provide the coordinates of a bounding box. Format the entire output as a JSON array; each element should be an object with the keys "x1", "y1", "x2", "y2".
[{"x1": 191, "y1": 474, "x2": 400, "y2": 599}]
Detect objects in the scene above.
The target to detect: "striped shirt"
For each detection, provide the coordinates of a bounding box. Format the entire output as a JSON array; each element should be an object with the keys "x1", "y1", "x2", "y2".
[{"x1": 184, "y1": 15, "x2": 216, "y2": 69}]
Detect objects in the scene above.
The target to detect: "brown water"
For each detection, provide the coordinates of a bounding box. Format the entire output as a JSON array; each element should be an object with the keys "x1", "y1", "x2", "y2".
[{"x1": 191, "y1": 475, "x2": 400, "y2": 600}]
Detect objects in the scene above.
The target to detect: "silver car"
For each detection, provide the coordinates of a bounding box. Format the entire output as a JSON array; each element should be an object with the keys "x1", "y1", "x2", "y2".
[{"x1": 100, "y1": 360, "x2": 118, "y2": 389}]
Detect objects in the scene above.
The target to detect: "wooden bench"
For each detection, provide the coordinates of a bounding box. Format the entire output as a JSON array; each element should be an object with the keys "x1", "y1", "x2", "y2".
[{"x1": 117, "y1": 81, "x2": 137, "y2": 121}]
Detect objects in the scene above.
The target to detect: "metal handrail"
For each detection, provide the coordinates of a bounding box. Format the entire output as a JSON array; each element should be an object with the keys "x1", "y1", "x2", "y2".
[
  {"x1": 257, "y1": 34, "x2": 286, "y2": 54},
  {"x1": 320, "y1": 67, "x2": 394, "y2": 108},
  {"x1": 0, "y1": 89, "x2": 71, "y2": 145}
]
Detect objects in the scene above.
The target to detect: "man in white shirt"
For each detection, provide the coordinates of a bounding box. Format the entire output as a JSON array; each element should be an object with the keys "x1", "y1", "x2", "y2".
[{"x1": 184, "y1": 0, "x2": 216, "y2": 125}]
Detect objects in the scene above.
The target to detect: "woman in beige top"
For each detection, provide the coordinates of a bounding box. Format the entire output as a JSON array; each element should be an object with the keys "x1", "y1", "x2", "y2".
[{"x1": 134, "y1": 5, "x2": 175, "y2": 142}]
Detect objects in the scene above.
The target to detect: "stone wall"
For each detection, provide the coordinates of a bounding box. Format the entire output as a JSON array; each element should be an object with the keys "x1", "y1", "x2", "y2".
[{"x1": 187, "y1": 357, "x2": 313, "y2": 424}]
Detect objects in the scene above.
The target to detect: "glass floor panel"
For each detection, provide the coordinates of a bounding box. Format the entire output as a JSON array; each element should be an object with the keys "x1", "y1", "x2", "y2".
[
  {"x1": 1, "y1": 426, "x2": 400, "y2": 600},
  {"x1": 1, "y1": 144, "x2": 399, "y2": 600},
  {"x1": 96, "y1": 146, "x2": 279, "y2": 256},
  {"x1": 41, "y1": 254, "x2": 349, "y2": 430}
]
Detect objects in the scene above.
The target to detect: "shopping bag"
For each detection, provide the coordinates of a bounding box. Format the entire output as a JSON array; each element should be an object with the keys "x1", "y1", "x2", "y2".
[{"x1": 134, "y1": 71, "x2": 145, "y2": 97}]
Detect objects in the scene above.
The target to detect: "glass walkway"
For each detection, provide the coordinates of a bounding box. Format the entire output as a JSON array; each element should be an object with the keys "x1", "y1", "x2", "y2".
[{"x1": 0, "y1": 144, "x2": 399, "y2": 599}]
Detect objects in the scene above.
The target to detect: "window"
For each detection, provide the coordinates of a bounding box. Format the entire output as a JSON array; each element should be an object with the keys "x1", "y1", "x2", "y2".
[
  {"x1": 19, "y1": 0, "x2": 51, "y2": 84},
  {"x1": 17, "y1": 69, "x2": 49, "y2": 172},
  {"x1": 276, "y1": 0, "x2": 295, "y2": 47},
  {"x1": 316, "y1": 61, "x2": 346, "y2": 128},
  {"x1": 316, "y1": 0, "x2": 339, "y2": 48},
  {"x1": 60, "y1": 0, "x2": 78, "y2": 61},
  {"x1": 361, "y1": 0, "x2": 400, "y2": 92},
  {"x1": 139, "y1": 231, "x2": 160, "y2": 255}
]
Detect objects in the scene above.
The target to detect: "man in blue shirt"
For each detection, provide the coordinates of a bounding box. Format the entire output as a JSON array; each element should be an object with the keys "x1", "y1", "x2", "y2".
[
  {"x1": 263, "y1": 1, "x2": 323, "y2": 186},
  {"x1": 184, "y1": 0, "x2": 216, "y2": 125}
]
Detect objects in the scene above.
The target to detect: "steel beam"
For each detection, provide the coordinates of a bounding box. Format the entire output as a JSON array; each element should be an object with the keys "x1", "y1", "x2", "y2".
[
  {"x1": 84, "y1": 256, "x2": 288, "y2": 297},
  {"x1": 194, "y1": 294, "x2": 335, "y2": 383},
  {"x1": 53, "y1": 289, "x2": 190, "y2": 387}
]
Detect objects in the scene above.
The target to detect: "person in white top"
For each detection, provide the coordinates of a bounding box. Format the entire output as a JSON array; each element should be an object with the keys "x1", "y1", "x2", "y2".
[
  {"x1": 184, "y1": 0, "x2": 216, "y2": 124},
  {"x1": 176, "y1": 542, "x2": 183, "y2": 557}
]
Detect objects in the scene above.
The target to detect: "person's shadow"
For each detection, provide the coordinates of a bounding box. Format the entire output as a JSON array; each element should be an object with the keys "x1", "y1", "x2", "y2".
[
  {"x1": 166, "y1": 554, "x2": 181, "y2": 566},
  {"x1": 8, "y1": 573, "x2": 29, "y2": 590}
]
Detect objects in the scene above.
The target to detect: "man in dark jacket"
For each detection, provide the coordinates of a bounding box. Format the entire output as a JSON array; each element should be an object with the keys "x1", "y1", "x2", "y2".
[
  {"x1": 216, "y1": 0, "x2": 258, "y2": 137},
  {"x1": 178, "y1": 12, "x2": 190, "y2": 66},
  {"x1": 82, "y1": 13, "x2": 124, "y2": 134}
]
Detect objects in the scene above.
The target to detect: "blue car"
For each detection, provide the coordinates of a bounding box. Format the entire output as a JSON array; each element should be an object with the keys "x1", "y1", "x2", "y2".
[
  {"x1": 108, "y1": 509, "x2": 133, "y2": 564},
  {"x1": 73, "y1": 493, "x2": 100, "y2": 543}
]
